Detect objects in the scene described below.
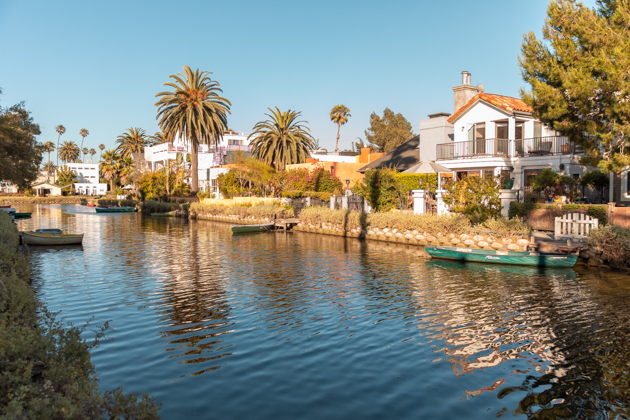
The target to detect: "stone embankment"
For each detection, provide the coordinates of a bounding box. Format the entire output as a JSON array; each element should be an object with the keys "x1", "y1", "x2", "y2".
[
  {"x1": 0, "y1": 197, "x2": 83, "y2": 204},
  {"x1": 190, "y1": 212, "x2": 273, "y2": 225}
]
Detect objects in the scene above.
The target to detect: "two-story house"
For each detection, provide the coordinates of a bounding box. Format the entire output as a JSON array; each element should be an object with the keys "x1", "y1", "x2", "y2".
[{"x1": 66, "y1": 162, "x2": 107, "y2": 195}]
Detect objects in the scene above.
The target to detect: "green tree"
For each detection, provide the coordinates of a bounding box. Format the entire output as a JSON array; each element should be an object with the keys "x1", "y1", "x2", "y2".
[
  {"x1": 149, "y1": 131, "x2": 166, "y2": 146},
  {"x1": 352, "y1": 168, "x2": 404, "y2": 212},
  {"x1": 115, "y1": 127, "x2": 148, "y2": 158},
  {"x1": 136, "y1": 171, "x2": 166, "y2": 200},
  {"x1": 519, "y1": 0, "x2": 630, "y2": 172},
  {"x1": 0, "y1": 100, "x2": 42, "y2": 188},
  {"x1": 55, "y1": 124, "x2": 65, "y2": 175},
  {"x1": 364, "y1": 108, "x2": 414, "y2": 152},
  {"x1": 100, "y1": 149, "x2": 118, "y2": 192},
  {"x1": 249, "y1": 107, "x2": 315, "y2": 170},
  {"x1": 330, "y1": 104, "x2": 351, "y2": 153},
  {"x1": 79, "y1": 128, "x2": 89, "y2": 160},
  {"x1": 58, "y1": 140, "x2": 80, "y2": 164},
  {"x1": 531, "y1": 168, "x2": 559, "y2": 192},
  {"x1": 116, "y1": 155, "x2": 134, "y2": 186},
  {"x1": 56, "y1": 165, "x2": 77, "y2": 187},
  {"x1": 98, "y1": 143, "x2": 105, "y2": 160},
  {"x1": 155, "y1": 65, "x2": 231, "y2": 194},
  {"x1": 443, "y1": 176, "x2": 501, "y2": 224},
  {"x1": 43, "y1": 161, "x2": 57, "y2": 180},
  {"x1": 42, "y1": 141, "x2": 55, "y2": 181}
]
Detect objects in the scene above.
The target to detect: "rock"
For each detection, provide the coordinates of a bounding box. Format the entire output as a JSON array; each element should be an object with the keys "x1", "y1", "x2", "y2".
[
  {"x1": 376, "y1": 231, "x2": 384, "y2": 236},
  {"x1": 491, "y1": 242, "x2": 503, "y2": 249},
  {"x1": 426, "y1": 236, "x2": 437, "y2": 243},
  {"x1": 392, "y1": 229, "x2": 398, "y2": 234},
  {"x1": 580, "y1": 250, "x2": 595, "y2": 259},
  {"x1": 460, "y1": 234, "x2": 470, "y2": 240},
  {"x1": 408, "y1": 239, "x2": 418, "y2": 245},
  {"x1": 415, "y1": 235, "x2": 425, "y2": 241},
  {"x1": 473, "y1": 235, "x2": 485, "y2": 242},
  {"x1": 517, "y1": 239, "x2": 530, "y2": 247},
  {"x1": 383, "y1": 228, "x2": 390, "y2": 233},
  {"x1": 412, "y1": 230, "x2": 419, "y2": 235},
  {"x1": 395, "y1": 232, "x2": 403, "y2": 238},
  {"x1": 367, "y1": 230, "x2": 375, "y2": 235},
  {"x1": 502, "y1": 238, "x2": 513, "y2": 245},
  {"x1": 385, "y1": 232, "x2": 393, "y2": 237},
  {"x1": 405, "y1": 233, "x2": 414, "y2": 239},
  {"x1": 418, "y1": 240, "x2": 428, "y2": 246},
  {"x1": 464, "y1": 239, "x2": 475, "y2": 246},
  {"x1": 436, "y1": 232, "x2": 443, "y2": 238},
  {"x1": 450, "y1": 238, "x2": 461, "y2": 245},
  {"x1": 507, "y1": 244, "x2": 520, "y2": 251},
  {"x1": 588, "y1": 258, "x2": 604, "y2": 267},
  {"x1": 440, "y1": 237, "x2": 451, "y2": 244},
  {"x1": 477, "y1": 241, "x2": 489, "y2": 247},
  {"x1": 487, "y1": 237, "x2": 496, "y2": 244},
  {"x1": 447, "y1": 233, "x2": 455, "y2": 239}
]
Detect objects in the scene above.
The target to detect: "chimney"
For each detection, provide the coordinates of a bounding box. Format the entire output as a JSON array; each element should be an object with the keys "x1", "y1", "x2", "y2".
[{"x1": 452, "y1": 71, "x2": 480, "y2": 114}]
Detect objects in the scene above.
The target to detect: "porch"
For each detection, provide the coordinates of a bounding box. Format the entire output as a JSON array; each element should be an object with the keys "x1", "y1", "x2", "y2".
[{"x1": 436, "y1": 136, "x2": 574, "y2": 160}]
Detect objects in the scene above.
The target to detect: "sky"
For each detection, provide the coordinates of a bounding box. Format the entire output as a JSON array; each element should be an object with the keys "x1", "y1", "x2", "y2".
[{"x1": 0, "y1": 0, "x2": 598, "y2": 161}]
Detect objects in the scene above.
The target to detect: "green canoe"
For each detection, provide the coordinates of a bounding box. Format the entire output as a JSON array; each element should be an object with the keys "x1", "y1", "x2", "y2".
[
  {"x1": 95, "y1": 207, "x2": 137, "y2": 213},
  {"x1": 425, "y1": 246, "x2": 577, "y2": 267},
  {"x1": 231, "y1": 223, "x2": 275, "y2": 233},
  {"x1": 151, "y1": 211, "x2": 177, "y2": 218},
  {"x1": 13, "y1": 212, "x2": 32, "y2": 219}
]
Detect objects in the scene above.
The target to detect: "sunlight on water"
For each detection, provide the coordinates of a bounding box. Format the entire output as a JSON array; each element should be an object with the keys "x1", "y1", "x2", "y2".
[{"x1": 16, "y1": 204, "x2": 630, "y2": 419}]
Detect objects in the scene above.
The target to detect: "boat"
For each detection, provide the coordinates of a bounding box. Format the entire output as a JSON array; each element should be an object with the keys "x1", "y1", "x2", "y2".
[
  {"x1": 95, "y1": 206, "x2": 137, "y2": 213},
  {"x1": 1, "y1": 208, "x2": 16, "y2": 213},
  {"x1": 0, "y1": 205, "x2": 11, "y2": 208},
  {"x1": 151, "y1": 210, "x2": 177, "y2": 218},
  {"x1": 424, "y1": 245, "x2": 577, "y2": 267},
  {"x1": 231, "y1": 223, "x2": 275, "y2": 233},
  {"x1": 21, "y1": 229, "x2": 84, "y2": 245},
  {"x1": 87, "y1": 203, "x2": 95, "y2": 207},
  {"x1": 13, "y1": 212, "x2": 32, "y2": 219}
]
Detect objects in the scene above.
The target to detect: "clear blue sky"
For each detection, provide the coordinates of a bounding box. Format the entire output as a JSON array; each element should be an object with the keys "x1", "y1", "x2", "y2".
[{"x1": 0, "y1": 0, "x2": 597, "y2": 159}]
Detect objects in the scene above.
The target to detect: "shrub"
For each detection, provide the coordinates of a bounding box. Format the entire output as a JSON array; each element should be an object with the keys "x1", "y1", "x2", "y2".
[
  {"x1": 352, "y1": 168, "x2": 405, "y2": 212},
  {"x1": 482, "y1": 216, "x2": 530, "y2": 237},
  {"x1": 281, "y1": 190, "x2": 333, "y2": 202},
  {"x1": 0, "y1": 212, "x2": 160, "y2": 418},
  {"x1": 189, "y1": 203, "x2": 293, "y2": 219},
  {"x1": 283, "y1": 167, "x2": 343, "y2": 193},
  {"x1": 443, "y1": 176, "x2": 501, "y2": 224},
  {"x1": 588, "y1": 225, "x2": 630, "y2": 266},
  {"x1": 140, "y1": 200, "x2": 184, "y2": 214},
  {"x1": 394, "y1": 173, "x2": 438, "y2": 194},
  {"x1": 508, "y1": 203, "x2": 608, "y2": 225}
]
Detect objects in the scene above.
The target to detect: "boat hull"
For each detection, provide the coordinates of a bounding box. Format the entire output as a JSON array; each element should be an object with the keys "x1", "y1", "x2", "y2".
[
  {"x1": 231, "y1": 223, "x2": 275, "y2": 233},
  {"x1": 13, "y1": 212, "x2": 32, "y2": 219},
  {"x1": 95, "y1": 207, "x2": 137, "y2": 213},
  {"x1": 425, "y1": 246, "x2": 577, "y2": 267},
  {"x1": 151, "y1": 211, "x2": 177, "y2": 218},
  {"x1": 21, "y1": 231, "x2": 84, "y2": 245}
]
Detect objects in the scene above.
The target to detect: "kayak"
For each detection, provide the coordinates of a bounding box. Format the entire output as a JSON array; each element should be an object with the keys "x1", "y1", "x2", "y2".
[
  {"x1": 424, "y1": 245, "x2": 577, "y2": 267},
  {"x1": 13, "y1": 212, "x2": 32, "y2": 219},
  {"x1": 151, "y1": 210, "x2": 177, "y2": 217},
  {"x1": 231, "y1": 223, "x2": 275, "y2": 233},
  {"x1": 95, "y1": 207, "x2": 137, "y2": 213}
]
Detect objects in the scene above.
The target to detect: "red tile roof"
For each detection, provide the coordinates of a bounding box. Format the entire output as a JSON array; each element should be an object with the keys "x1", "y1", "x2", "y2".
[{"x1": 447, "y1": 93, "x2": 533, "y2": 123}]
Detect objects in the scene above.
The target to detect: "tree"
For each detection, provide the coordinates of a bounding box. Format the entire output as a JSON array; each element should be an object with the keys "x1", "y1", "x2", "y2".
[
  {"x1": 0, "y1": 100, "x2": 42, "y2": 188},
  {"x1": 364, "y1": 108, "x2": 414, "y2": 153},
  {"x1": 155, "y1": 65, "x2": 231, "y2": 194},
  {"x1": 248, "y1": 107, "x2": 315, "y2": 170},
  {"x1": 58, "y1": 140, "x2": 80, "y2": 163},
  {"x1": 82, "y1": 147, "x2": 88, "y2": 162},
  {"x1": 149, "y1": 131, "x2": 166, "y2": 146},
  {"x1": 443, "y1": 176, "x2": 501, "y2": 224},
  {"x1": 42, "y1": 141, "x2": 55, "y2": 181},
  {"x1": 100, "y1": 149, "x2": 118, "y2": 192},
  {"x1": 98, "y1": 143, "x2": 105, "y2": 160},
  {"x1": 136, "y1": 171, "x2": 166, "y2": 200},
  {"x1": 43, "y1": 161, "x2": 57, "y2": 180},
  {"x1": 330, "y1": 104, "x2": 351, "y2": 153},
  {"x1": 56, "y1": 165, "x2": 77, "y2": 187},
  {"x1": 116, "y1": 155, "x2": 134, "y2": 186},
  {"x1": 89, "y1": 148, "x2": 96, "y2": 163},
  {"x1": 519, "y1": 0, "x2": 630, "y2": 172},
  {"x1": 55, "y1": 124, "x2": 65, "y2": 175},
  {"x1": 79, "y1": 128, "x2": 89, "y2": 160},
  {"x1": 115, "y1": 127, "x2": 149, "y2": 158}
]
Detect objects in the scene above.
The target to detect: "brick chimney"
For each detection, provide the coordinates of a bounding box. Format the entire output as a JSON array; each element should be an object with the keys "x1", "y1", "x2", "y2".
[{"x1": 452, "y1": 71, "x2": 479, "y2": 114}]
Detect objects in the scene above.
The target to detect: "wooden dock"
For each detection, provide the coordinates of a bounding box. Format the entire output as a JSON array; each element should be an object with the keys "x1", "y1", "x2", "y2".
[{"x1": 274, "y1": 218, "x2": 299, "y2": 232}]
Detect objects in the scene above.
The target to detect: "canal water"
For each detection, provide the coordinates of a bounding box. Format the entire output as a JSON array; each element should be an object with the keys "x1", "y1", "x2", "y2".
[{"x1": 14, "y1": 204, "x2": 630, "y2": 419}]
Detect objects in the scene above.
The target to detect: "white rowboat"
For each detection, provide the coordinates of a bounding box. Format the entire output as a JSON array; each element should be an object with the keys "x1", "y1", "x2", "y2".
[{"x1": 21, "y1": 230, "x2": 84, "y2": 246}]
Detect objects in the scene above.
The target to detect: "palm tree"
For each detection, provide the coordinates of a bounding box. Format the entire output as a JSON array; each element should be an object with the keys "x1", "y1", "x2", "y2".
[
  {"x1": 149, "y1": 131, "x2": 166, "y2": 146},
  {"x1": 98, "y1": 144, "x2": 105, "y2": 160},
  {"x1": 79, "y1": 128, "x2": 89, "y2": 159},
  {"x1": 89, "y1": 148, "x2": 96, "y2": 163},
  {"x1": 58, "y1": 140, "x2": 80, "y2": 163},
  {"x1": 115, "y1": 127, "x2": 148, "y2": 158},
  {"x1": 41, "y1": 141, "x2": 55, "y2": 182},
  {"x1": 82, "y1": 147, "x2": 88, "y2": 162},
  {"x1": 248, "y1": 107, "x2": 315, "y2": 170},
  {"x1": 100, "y1": 149, "x2": 118, "y2": 192},
  {"x1": 116, "y1": 155, "x2": 134, "y2": 186},
  {"x1": 155, "y1": 65, "x2": 231, "y2": 193},
  {"x1": 43, "y1": 162, "x2": 57, "y2": 181},
  {"x1": 330, "y1": 104, "x2": 351, "y2": 153},
  {"x1": 55, "y1": 124, "x2": 65, "y2": 172}
]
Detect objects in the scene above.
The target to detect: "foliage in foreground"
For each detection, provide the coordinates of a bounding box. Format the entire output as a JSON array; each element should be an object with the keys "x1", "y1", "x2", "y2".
[
  {"x1": 298, "y1": 207, "x2": 530, "y2": 238},
  {"x1": 588, "y1": 225, "x2": 630, "y2": 267},
  {"x1": 190, "y1": 203, "x2": 293, "y2": 219},
  {"x1": 0, "y1": 212, "x2": 161, "y2": 418}
]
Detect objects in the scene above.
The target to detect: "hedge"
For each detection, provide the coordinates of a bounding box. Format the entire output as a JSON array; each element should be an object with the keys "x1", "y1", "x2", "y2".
[
  {"x1": 281, "y1": 191, "x2": 333, "y2": 201},
  {"x1": 0, "y1": 211, "x2": 160, "y2": 418},
  {"x1": 190, "y1": 203, "x2": 294, "y2": 219},
  {"x1": 508, "y1": 202, "x2": 608, "y2": 225}
]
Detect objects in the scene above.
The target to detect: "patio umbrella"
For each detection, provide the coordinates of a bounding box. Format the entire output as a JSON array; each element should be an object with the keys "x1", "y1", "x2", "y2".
[{"x1": 403, "y1": 161, "x2": 454, "y2": 188}]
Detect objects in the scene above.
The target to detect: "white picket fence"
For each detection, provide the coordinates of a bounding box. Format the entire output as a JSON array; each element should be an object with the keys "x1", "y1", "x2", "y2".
[{"x1": 554, "y1": 213, "x2": 599, "y2": 238}]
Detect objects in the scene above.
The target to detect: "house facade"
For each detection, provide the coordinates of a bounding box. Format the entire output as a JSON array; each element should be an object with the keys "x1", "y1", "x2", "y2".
[{"x1": 65, "y1": 163, "x2": 107, "y2": 195}]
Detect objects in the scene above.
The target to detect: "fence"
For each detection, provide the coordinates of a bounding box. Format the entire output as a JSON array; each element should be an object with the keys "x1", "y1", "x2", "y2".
[{"x1": 554, "y1": 213, "x2": 599, "y2": 238}]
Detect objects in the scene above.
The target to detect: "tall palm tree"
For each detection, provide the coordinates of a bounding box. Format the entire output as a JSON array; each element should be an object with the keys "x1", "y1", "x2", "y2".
[
  {"x1": 82, "y1": 147, "x2": 88, "y2": 162},
  {"x1": 248, "y1": 107, "x2": 315, "y2": 170},
  {"x1": 115, "y1": 127, "x2": 148, "y2": 158},
  {"x1": 330, "y1": 104, "x2": 351, "y2": 153},
  {"x1": 41, "y1": 141, "x2": 55, "y2": 182},
  {"x1": 155, "y1": 65, "x2": 231, "y2": 193},
  {"x1": 149, "y1": 131, "x2": 166, "y2": 146},
  {"x1": 58, "y1": 140, "x2": 80, "y2": 163},
  {"x1": 89, "y1": 148, "x2": 96, "y2": 163},
  {"x1": 100, "y1": 149, "x2": 118, "y2": 192},
  {"x1": 98, "y1": 143, "x2": 105, "y2": 160},
  {"x1": 43, "y1": 162, "x2": 57, "y2": 181},
  {"x1": 79, "y1": 128, "x2": 89, "y2": 159},
  {"x1": 55, "y1": 124, "x2": 65, "y2": 172},
  {"x1": 116, "y1": 155, "x2": 134, "y2": 186}
]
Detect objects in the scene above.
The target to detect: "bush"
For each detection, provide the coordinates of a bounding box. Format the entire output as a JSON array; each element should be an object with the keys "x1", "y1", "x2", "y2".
[
  {"x1": 482, "y1": 216, "x2": 530, "y2": 237},
  {"x1": 283, "y1": 167, "x2": 343, "y2": 193},
  {"x1": 0, "y1": 212, "x2": 160, "y2": 418},
  {"x1": 508, "y1": 203, "x2": 608, "y2": 225},
  {"x1": 352, "y1": 168, "x2": 405, "y2": 212},
  {"x1": 443, "y1": 176, "x2": 501, "y2": 224},
  {"x1": 140, "y1": 200, "x2": 186, "y2": 214},
  {"x1": 394, "y1": 173, "x2": 438, "y2": 194},
  {"x1": 189, "y1": 203, "x2": 293, "y2": 219},
  {"x1": 588, "y1": 225, "x2": 630, "y2": 266},
  {"x1": 281, "y1": 190, "x2": 333, "y2": 202}
]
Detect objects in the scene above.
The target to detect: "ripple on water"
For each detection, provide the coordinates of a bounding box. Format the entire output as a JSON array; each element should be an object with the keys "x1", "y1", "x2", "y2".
[{"x1": 17, "y1": 204, "x2": 630, "y2": 419}]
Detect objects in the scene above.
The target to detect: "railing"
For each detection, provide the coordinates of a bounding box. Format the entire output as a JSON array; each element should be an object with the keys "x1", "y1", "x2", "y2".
[
  {"x1": 147, "y1": 143, "x2": 252, "y2": 156},
  {"x1": 436, "y1": 136, "x2": 573, "y2": 160}
]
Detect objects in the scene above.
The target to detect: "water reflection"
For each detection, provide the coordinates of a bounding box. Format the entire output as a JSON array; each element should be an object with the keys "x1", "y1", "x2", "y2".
[{"x1": 17, "y1": 204, "x2": 630, "y2": 419}]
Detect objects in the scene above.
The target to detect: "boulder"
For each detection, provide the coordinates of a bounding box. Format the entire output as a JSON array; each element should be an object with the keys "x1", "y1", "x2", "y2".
[
  {"x1": 395, "y1": 232, "x2": 403, "y2": 238},
  {"x1": 405, "y1": 233, "x2": 414, "y2": 239},
  {"x1": 382, "y1": 228, "x2": 390, "y2": 233},
  {"x1": 415, "y1": 235, "x2": 425, "y2": 241},
  {"x1": 412, "y1": 230, "x2": 419, "y2": 235},
  {"x1": 491, "y1": 242, "x2": 504, "y2": 249},
  {"x1": 367, "y1": 230, "x2": 376, "y2": 236},
  {"x1": 385, "y1": 232, "x2": 393, "y2": 237},
  {"x1": 460, "y1": 234, "x2": 470, "y2": 240},
  {"x1": 376, "y1": 231, "x2": 384, "y2": 236},
  {"x1": 502, "y1": 238, "x2": 512, "y2": 245},
  {"x1": 450, "y1": 238, "x2": 461, "y2": 245},
  {"x1": 507, "y1": 244, "x2": 520, "y2": 251},
  {"x1": 477, "y1": 241, "x2": 489, "y2": 247},
  {"x1": 517, "y1": 239, "x2": 530, "y2": 247},
  {"x1": 426, "y1": 236, "x2": 437, "y2": 242},
  {"x1": 473, "y1": 235, "x2": 485, "y2": 242},
  {"x1": 464, "y1": 239, "x2": 475, "y2": 246}
]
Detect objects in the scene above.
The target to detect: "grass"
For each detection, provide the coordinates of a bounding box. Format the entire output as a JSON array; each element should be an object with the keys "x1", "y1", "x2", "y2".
[
  {"x1": 190, "y1": 203, "x2": 294, "y2": 219},
  {"x1": 0, "y1": 212, "x2": 160, "y2": 418}
]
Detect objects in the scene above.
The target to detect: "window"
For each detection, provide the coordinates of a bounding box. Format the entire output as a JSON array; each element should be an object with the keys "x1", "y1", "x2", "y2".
[
  {"x1": 534, "y1": 121, "x2": 542, "y2": 138},
  {"x1": 515, "y1": 123, "x2": 524, "y2": 140},
  {"x1": 496, "y1": 123, "x2": 508, "y2": 139},
  {"x1": 475, "y1": 123, "x2": 485, "y2": 140}
]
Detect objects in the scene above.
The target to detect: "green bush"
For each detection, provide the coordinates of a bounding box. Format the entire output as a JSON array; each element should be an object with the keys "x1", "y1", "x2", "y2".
[
  {"x1": 443, "y1": 176, "x2": 501, "y2": 224},
  {"x1": 140, "y1": 200, "x2": 186, "y2": 214},
  {"x1": 0, "y1": 212, "x2": 160, "y2": 418},
  {"x1": 189, "y1": 203, "x2": 293, "y2": 219},
  {"x1": 394, "y1": 173, "x2": 438, "y2": 194},
  {"x1": 588, "y1": 225, "x2": 630, "y2": 266},
  {"x1": 281, "y1": 190, "x2": 333, "y2": 202},
  {"x1": 352, "y1": 168, "x2": 405, "y2": 212},
  {"x1": 508, "y1": 203, "x2": 608, "y2": 225},
  {"x1": 482, "y1": 216, "x2": 530, "y2": 237}
]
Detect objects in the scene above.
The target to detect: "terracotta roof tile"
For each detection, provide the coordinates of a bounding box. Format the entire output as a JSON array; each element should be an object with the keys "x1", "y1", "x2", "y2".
[{"x1": 447, "y1": 93, "x2": 533, "y2": 123}]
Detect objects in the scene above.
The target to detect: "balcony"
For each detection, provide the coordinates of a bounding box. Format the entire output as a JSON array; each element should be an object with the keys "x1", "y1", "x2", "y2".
[{"x1": 436, "y1": 136, "x2": 574, "y2": 160}]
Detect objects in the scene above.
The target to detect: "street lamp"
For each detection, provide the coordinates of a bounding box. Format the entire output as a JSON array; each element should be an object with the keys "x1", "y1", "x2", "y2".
[{"x1": 345, "y1": 179, "x2": 351, "y2": 196}]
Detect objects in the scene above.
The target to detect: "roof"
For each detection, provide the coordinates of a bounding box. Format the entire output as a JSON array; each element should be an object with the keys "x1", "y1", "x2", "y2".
[
  {"x1": 32, "y1": 182, "x2": 70, "y2": 189},
  {"x1": 357, "y1": 136, "x2": 419, "y2": 173},
  {"x1": 447, "y1": 93, "x2": 533, "y2": 123}
]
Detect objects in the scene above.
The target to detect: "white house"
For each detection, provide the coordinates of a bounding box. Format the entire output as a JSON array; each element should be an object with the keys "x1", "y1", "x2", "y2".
[
  {"x1": 65, "y1": 162, "x2": 107, "y2": 195},
  {"x1": 433, "y1": 72, "x2": 588, "y2": 194}
]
